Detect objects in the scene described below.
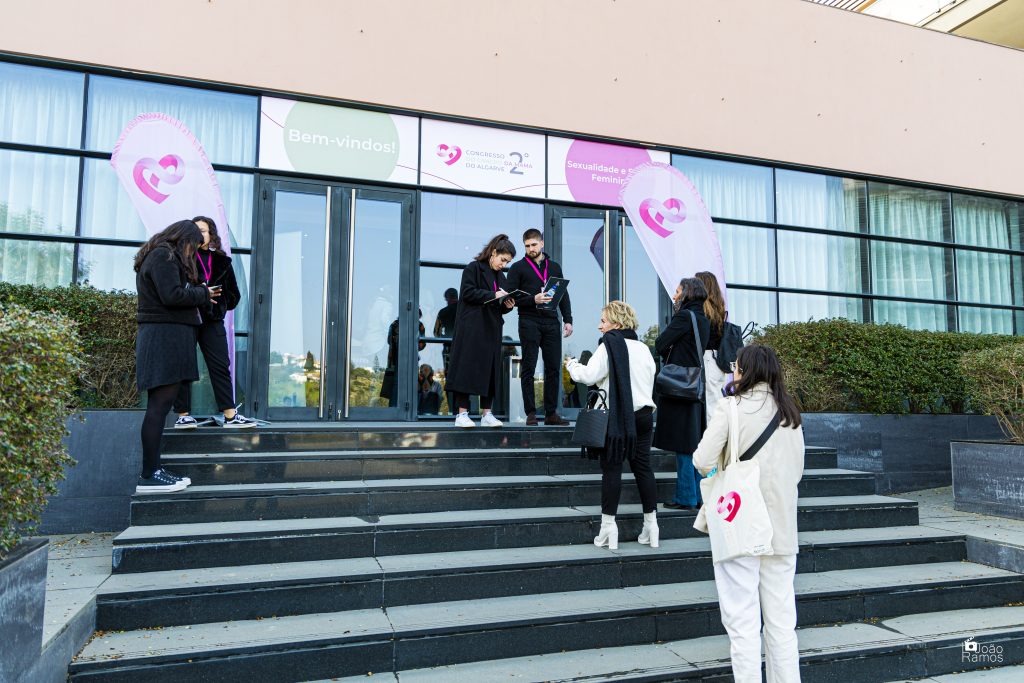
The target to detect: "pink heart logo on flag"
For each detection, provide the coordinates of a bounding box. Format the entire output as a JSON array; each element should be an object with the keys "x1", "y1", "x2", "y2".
[
  {"x1": 639, "y1": 197, "x2": 686, "y2": 238},
  {"x1": 436, "y1": 144, "x2": 462, "y2": 165},
  {"x1": 132, "y1": 154, "x2": 185, "y2": 204},
  {"x1": 717, "y1": 491, "x2": 741, "y2": 522}
]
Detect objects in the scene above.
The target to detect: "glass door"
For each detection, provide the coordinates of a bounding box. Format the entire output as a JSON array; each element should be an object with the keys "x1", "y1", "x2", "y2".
[
  {"x1": 250, "y1": 179, "x2": 415, "y2": 421},
  {"x1": 547, "y1": 206, "x2": 610, "y2": 415}
]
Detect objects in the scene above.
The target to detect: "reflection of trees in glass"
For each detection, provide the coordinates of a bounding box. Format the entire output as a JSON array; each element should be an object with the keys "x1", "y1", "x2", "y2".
[
  {"x1": 642, "y1": 325, "x2": 659, "y2": 353},
  {"x1": 0, "y1": 203, "x2": 74, "y2": 286}
]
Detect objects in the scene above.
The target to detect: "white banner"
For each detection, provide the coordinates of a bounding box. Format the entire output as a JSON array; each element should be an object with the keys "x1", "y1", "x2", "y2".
[
  {"x1": 420, "y1": 119, "x2": 545, "y2": 197},
  {"x1": 548, "y1": 136, "x2": 669, "y2": 205},
  {"x1": 259, "y1": 97, "x2": 418, "y2": 184}
]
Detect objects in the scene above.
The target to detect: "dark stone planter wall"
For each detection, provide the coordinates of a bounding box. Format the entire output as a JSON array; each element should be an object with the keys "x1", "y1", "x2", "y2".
[
  {"x1": 952, "y1": 441, "x2": 1024, "y2": 521},
  {"x1": 0, "y1": 538, "x2": 48, "y2": 682},
  {"x1": 802, "y1": 413, "x2": 1003, "y2": 494},
  {"x1": 39, "y1": 410, "x2": 144, "y2": 534}
]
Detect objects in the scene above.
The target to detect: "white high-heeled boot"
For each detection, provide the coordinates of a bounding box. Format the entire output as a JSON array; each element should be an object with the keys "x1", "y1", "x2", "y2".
[
  {"x1": 594, "y1": 514, "x2": 618, "y2": 550},
  {"x1": 638, "y1": 511, "x2": 660, "y2": 548}
]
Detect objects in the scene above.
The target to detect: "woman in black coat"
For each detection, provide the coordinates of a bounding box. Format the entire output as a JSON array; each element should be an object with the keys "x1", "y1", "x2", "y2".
[
  {"x1": 134, "y1": 219, "x2": 217, "y2": 494},
  {"x1": 654, "y1": 277, "x2": 712, "y2": 510},
  {"x1": 445, "y1": 234, "x2": 517, "y2": 428},
  {"x1": 172, "y1": 216, "x2": 257, "y2": 429}
]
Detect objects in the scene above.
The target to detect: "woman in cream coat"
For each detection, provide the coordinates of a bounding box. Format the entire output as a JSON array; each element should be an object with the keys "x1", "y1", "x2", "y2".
[{"x1": 693, "y1": 344, "x2": 805, "y2": 683}]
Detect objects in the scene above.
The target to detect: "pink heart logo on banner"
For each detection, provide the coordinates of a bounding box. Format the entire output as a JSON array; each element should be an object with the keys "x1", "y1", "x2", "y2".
[
  {"x1": 132, "y1": 154, "x2": 185, "y2": 204},
  {"x1": 639, "y1": 197, "x2": 686, "y2": 238},
  {"x1": 436, "y1": 144, "x2": 462, "y2": 165},
  {"x1": 717, "y1": 492, "x2": 741, "y2": 522}
]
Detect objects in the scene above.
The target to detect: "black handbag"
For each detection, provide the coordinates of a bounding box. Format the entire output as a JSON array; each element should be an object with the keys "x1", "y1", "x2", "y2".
[
  {"x1": 655, "y1": 310, "x2": 705, "y2": 401},
  {"x1": 571, "y1": 389, "x2": 609, "y2": 449}
]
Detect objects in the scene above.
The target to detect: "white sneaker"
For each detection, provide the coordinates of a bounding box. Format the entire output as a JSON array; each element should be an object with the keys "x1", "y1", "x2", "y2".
[
  {"x1": 480, "y1": 412, "x2": 503, "y2": 428},
  {"x1": 454, "y1": 412, "x2": 475, "y2": 428}
]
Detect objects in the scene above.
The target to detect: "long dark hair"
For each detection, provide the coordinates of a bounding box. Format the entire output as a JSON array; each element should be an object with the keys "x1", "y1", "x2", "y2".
[
  {"x1": 193, "y1": 215, "x2": 225, "y2": 255},
  {"x1": 474, "y1": 233, "x2": 516, "y2": 262},
  {"x1": 133, "y1": 220, "x2": 204, "y2": 283},
  {"x1": 728, "y1": 345, "x2": 802, "y2": 428},
  {"x1": 695, "y1": 271, "x2": 726, "y2": 333},
  {"x1": 674, "y1": 277, "x2": 707, "y2": 312}
]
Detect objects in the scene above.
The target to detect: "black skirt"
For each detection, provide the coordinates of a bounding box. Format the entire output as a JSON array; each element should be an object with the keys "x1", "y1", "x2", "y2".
[{"x1": 136, "y1": 323, "x2": 199, "y2": 392}]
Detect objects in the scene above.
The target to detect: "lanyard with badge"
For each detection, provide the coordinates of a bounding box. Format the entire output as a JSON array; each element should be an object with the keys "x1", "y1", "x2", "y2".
[{"x1": 197, "y1": 252, "x2": 213, "y2": 284}]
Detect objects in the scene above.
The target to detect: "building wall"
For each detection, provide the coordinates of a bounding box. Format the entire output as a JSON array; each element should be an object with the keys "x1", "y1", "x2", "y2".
[{"x1": 2, "y1": 0, "x2": 1022, "y2": 197}]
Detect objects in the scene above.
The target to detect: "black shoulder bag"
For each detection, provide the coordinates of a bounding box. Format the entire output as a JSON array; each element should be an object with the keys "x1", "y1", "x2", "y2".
[
  {"x1": 655, "y1": 310, "x2": 705, "y2": 401},
  {"x1": 571, "y1": 389, "x2": 609, "y2": 450},
  {"x1": 739, "y1": 410, "x2": 782, "y2": 461}
]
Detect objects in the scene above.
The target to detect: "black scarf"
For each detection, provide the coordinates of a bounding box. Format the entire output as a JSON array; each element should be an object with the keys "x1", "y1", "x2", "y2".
[{"x1": 599, "y1": 328, "x2": 638, "y2": 466}]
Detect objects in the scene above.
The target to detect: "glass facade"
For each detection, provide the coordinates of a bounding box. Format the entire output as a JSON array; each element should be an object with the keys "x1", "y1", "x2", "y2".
[{"x1": 2, "y1": 58, "x2": 1022, "y2": 421}]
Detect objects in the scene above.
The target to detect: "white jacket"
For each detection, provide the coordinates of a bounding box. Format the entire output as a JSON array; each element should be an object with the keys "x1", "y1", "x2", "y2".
[
  {"x1": 566, "y1": 339, "x2": 656, "y2": 411},
  {"x1": 693, "y1": 383, "x2": 805, "y2": 555}
]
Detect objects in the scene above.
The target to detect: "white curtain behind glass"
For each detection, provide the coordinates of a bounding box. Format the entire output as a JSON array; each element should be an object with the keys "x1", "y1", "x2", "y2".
[
  {"x1": 86, "y1": 76, "x2": 256, "y2": 166},
  {"x1": 869, "y1": 185, "x2": 947, "y2": 330},
  {"x1": 671, "y1": 156, "x2": 773, "y2": 222},
  {"x1": 954, "y1": 196, "x2": 1013, "y2": 334},
  {"x1": 776, "y1": 172, "x2": 863, "y2": 322},
  {"x1": 0, "y1": 62, "x2": 83, "y2": 147}
]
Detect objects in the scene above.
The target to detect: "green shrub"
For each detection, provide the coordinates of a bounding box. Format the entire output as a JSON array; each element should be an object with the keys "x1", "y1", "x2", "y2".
[
  {"x1": 960, "y1": 343, "x2": 1024, "y2": 442},
  {"x1": 0, "y1": 304, "x2": 83, "y2": 558},
  {"x1": 753, "y1": 319, "x2": 1016, "y2": 414},
  {"x1": 0, "y1": 283, "x2": 138, "y2": 409}
]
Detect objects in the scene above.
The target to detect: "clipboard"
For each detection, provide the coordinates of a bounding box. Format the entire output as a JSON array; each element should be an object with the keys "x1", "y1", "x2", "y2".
[
  {"x1": 487, "y1": 289, "x2": 530, "y2": 305},
  {"x1": 537, "y1": 277, "x2": 570, "y2": 311}
]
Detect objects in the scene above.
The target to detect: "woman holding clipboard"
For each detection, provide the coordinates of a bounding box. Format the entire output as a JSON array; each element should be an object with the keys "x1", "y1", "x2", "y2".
[{"x1": 445, "y1": 234, "x2": 518, "y2": 428}]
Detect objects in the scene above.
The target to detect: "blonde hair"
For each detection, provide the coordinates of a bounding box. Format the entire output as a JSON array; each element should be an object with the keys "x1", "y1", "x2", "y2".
[
  {"x1": 695, "y1": 271, "x2": 726, "y2": 333},
  {"x1": 602, "y1": 300, "x2": 639, "y2": 331}
]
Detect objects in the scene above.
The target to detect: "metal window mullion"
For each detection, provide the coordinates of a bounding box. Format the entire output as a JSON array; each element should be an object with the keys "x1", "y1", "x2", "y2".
[{"x1": 318, "y1": 187, "x2": 332, "y2": 419}]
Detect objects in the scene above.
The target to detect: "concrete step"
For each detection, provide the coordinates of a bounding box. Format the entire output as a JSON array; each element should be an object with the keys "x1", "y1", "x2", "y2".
[
  {"x1": 69, "y1": 569, "x2": 1024, "y2": 682},
  {"x1": 128, "y1": 469, "x2": 874, "y2": 525},
  {"x1": 161, "y1": 447, "x2": 840, "y2": 483},
  {"x1": 111, "y1": 496, "x2": 919, "y2": 573},
  {"x1": 95, "y1": 527, "x2": 966, "y2": 630},
  {"x1": 388, "y1": 605, "x2": 1024, "y2": 683}
]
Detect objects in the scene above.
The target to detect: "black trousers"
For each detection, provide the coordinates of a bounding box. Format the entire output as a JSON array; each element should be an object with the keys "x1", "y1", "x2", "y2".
[
  {"x1": 173, "y1": 321, "x2": 234, "y2": 414},
  {"x1": 453, "y1": 392, "x2": 493, "y2": 413},
  {"x1": 519, "y1": 315, "x2": 562, "y2": 416},
  {"x1": 602, "y1": 407, "x2": 657, "y2": 515}
]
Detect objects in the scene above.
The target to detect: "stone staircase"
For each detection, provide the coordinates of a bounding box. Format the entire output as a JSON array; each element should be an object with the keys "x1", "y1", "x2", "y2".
[{"x1": 70, "y1": 426, "x2": 1024, "y2": 681}]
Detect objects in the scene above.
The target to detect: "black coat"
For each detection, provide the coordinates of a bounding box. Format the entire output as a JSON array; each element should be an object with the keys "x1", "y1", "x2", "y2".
[
  {"x1": 195, "y1": 249, "x2": 240, "y2": 323},
  {"x1": 445, "y1": 260, "x2": 513, "y2": 396},
  {"x1": 136, "y1": 245, "x2": 209, "y2": 326},
  {"x1": 653, "y1": 299, "x2": 712, "y2": 454}
]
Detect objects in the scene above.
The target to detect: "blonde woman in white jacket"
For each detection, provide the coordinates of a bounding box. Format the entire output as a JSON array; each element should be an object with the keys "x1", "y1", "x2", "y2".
[
  {"x1": 693, "y1": 344, "x2": 805, "y2": 683},
  {"x1": 565, "y1": 301, "x2": 658, "y2": 550}
]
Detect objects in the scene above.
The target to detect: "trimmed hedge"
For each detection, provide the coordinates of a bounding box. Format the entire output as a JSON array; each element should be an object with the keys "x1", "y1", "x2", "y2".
[
  {"x1": 961, "y1": 343, "x2": 1024, "y2": 442},
  {"x1": 0, "y1": 304, "x2": 83, "y2": 558},
  {"x1": 0, "y1": 283, "x2": 138, "y2": 409},
  {"x1": 753, "y1": 319, "x2": 1016, "y2": 414}
]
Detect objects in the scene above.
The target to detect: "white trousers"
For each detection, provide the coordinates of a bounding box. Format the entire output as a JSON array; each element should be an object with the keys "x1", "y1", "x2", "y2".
[
  {"x1": 712, "y1": 554, "x2": 801, "y2": 683},
  {"x1": 704, "y1": 350, "x2": 729, "y2": 418}
]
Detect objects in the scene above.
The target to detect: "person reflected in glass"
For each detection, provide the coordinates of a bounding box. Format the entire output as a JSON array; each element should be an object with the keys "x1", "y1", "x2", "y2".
[
  {"x1": 506, "y1": 229, "x2": 573, "y2": 426},
  {"x1": 565, "y1": 301, "x2": 658, "y2": 550},
  {"x1": 381, "y1": 310, "x2": 427, "y2": 407},
  {"x1": 445, "y1": 234, "x2": 517, "y2": 428},
  {"x1": 133, "y1": 220, "x2": 216, "y2": 494},
  {"x1": 654, "y1": 277, "x2": 711, "y2": 510},
  {"x1": 172, "y1": 216, "x2": 256, "y2": 429},
  {"x1": 417, "y1": 364, "x2": 443, "y2": 415},
  {"x1": 695, "y1": 271, "x2": 730, "y2": 419},
  {"x1": 434, "y1": 287, "x2": 459, "y2": 412}
]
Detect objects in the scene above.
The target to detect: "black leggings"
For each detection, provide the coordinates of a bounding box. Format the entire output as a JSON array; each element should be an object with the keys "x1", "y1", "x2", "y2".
[
  {"x1": 453, "y1": 392, "x2": 493, "y2": 413},
  {"x1": 141, "y1": 382, "x2": 181, "y2": 478},
  {"x1": 601, "y1": 407, "x2": 657, "y2": 515}
]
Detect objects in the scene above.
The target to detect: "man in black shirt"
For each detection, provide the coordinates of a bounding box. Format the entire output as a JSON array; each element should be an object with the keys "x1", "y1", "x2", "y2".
[
  {"x1": 506, "y1": 229, "x2": 573, "y2": 425},
  {"x1": 433, "y1": 287, "x2": 459, "y2": 412}
]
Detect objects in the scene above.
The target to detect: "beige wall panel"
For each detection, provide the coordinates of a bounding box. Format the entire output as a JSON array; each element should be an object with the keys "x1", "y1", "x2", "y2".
[{"x1": 2, "y1": 0, "x2": 1021, "y2": 195}]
